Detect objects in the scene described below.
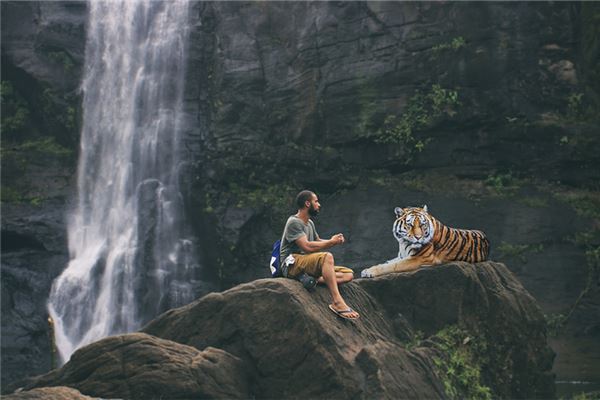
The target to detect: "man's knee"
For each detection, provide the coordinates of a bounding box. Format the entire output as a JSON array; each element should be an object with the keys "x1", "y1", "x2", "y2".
[{"x1": 323, "y1": 252, "x2": 334, "y2": 265}]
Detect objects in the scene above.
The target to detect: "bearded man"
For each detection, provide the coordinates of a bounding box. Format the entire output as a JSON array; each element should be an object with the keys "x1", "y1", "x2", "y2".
[{"x1": 279, "y1": 190, "x2": 359, "y2": 320}]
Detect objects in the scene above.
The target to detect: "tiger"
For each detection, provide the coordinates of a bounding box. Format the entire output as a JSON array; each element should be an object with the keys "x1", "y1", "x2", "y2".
[{"x1": 360, "y1": 205, "x2": 490, "y2": 278}]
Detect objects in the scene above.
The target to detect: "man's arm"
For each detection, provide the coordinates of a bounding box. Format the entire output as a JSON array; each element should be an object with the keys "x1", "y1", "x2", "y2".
[{"x1": 295, "y1": 233, "x2": 344, "y2": 253}]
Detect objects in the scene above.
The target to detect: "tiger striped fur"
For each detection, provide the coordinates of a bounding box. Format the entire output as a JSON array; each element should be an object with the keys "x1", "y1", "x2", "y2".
[{"x1": 361, "y1": 205, "x2": 490, "y2": 278}]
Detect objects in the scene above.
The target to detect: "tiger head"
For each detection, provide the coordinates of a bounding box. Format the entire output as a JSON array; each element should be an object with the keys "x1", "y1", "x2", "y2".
[{"x1": 393, "y1": 205, "x2": 434, "y2": 245}]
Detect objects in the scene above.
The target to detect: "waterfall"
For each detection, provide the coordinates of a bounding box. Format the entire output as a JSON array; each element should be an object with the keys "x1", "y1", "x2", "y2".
[{"x1": 48, "y1": 0, "x2": 197, "y2": 364}]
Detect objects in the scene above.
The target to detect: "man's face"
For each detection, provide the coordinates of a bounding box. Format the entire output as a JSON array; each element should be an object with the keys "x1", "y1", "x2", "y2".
[{"x1": 307, "y1": 194, "x2": 321, "y2": 217}]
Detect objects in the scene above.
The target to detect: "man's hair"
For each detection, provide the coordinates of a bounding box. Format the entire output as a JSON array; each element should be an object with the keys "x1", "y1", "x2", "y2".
[{"x1": 295, "y1": 190, "x2": 315, "y2": 209}]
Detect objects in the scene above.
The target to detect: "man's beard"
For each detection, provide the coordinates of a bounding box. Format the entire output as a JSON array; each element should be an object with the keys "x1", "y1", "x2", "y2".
[{"x1": 308, "y1": 205, "x2": 319, "y2": 217}]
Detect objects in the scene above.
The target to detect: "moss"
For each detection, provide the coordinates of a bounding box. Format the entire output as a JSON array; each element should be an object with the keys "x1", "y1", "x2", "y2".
[
  {"x1": 1, "y1": 80, "x2": 31, "y2": 139},
  {"x1": 0, "y1": 185, "x2": 48, "y2": 206},
  {"x1": 432, "y1": 36, "x2": 466, "y2": 53},
  {"x1": 572, "y1": 392, "x2": 600, "y2": 400},
  {"x1": 431, "y1": 325, "x2": 492, "y2": 400},
  {"x1": 2, "y1": 137, "x2": 74, "y2": 164},
  {"x1": 404, "y1": 330, "x2": 425, "y2": 350},
  {"x1": 553, "y1": 190, "x2": 600, "y2": 219},
  {"x1": 496, "y1": 241, "x2": 544, "y2": 263}
]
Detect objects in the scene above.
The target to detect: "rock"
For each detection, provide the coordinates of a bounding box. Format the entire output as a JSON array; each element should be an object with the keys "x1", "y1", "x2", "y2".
[
  {"x1": 3, "y1": 386, "x2": 97, "y2": 400},
  {"x1": 18, "y1": 333, "x2": 249, "y2": 400},
  {"x1": 138, "y1": 261, "x2": 554, "y2": 399}
]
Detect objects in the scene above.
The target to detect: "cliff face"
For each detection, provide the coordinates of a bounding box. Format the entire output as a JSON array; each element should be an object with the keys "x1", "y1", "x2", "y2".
[
  {"x1": 2, "y1": 0, "x2": 599, "y2": 387},
  {"x1": 7, "y1": 262, "x2": 554, "y2": 399},
  {"x1": 1, "y1": 1, "x2": 85, "y2": 387}
]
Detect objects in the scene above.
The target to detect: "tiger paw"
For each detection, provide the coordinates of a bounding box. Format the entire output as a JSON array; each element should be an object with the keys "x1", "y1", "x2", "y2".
[{"x1": 360, "y1": 268, "x2": 375, "y2": 278}]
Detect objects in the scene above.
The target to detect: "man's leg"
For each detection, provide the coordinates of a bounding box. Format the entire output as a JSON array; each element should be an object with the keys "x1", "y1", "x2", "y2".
[
  {"x1": 317, "y1": 271, "x2": 353, "y2": 285},
  {"x1": 321, "y1": 253, "x2": 359, "y2": 318}
]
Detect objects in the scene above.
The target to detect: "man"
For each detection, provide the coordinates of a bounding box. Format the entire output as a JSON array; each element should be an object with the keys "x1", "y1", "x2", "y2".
[{"x1": 280, "y1": 190, "x2": 360, "y2": 320}]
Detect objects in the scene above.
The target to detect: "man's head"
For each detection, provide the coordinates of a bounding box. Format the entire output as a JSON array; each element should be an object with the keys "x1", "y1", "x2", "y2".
[{"x1": 296, "y1": 190, "x2": 320, "y2": 217}]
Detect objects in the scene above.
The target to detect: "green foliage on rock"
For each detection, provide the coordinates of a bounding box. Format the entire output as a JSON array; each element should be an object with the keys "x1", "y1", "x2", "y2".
[
  {"x1": 544, "y1": 313, "x2": 567, "y2": 337},
  {"x1": 431, "y1": 325, "x2": 492, "y2": 400},
  {"x1": 374, "y1": 84, "x2": 460, "y2": 160},
  {"x1": 432, "y1": 36, "x2": 467, "y2": 53},
  {"x1": 484, "y1": 172, "x2": 523, "y2": 197},
  {"x1": 1, "y1": 80, "x2": 31, "y2": 139},
  {"x1": 496, "y1": 241, "x2": 544, "y2": 263}
]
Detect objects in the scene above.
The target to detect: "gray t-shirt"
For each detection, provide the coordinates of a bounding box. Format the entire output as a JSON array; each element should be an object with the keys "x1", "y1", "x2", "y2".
[{"x1": 280, "y1": 215, "x2": 320, "y2": 261}]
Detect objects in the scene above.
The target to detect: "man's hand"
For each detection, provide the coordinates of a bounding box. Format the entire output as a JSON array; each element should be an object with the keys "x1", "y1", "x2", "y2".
[{"x1": 330, "y1": 233, "x2": 345, "y2": 245}]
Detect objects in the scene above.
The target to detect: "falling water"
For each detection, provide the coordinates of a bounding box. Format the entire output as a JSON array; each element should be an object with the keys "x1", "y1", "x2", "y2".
[{"x1": 48, "y1": 0, "x2": 196, "y2": 364}]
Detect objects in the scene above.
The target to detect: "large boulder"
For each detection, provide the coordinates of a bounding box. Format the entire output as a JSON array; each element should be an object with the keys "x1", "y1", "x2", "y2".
[
  {"x1": 14, "y1": 333, "x2": 249, "y2": 399},
  {"x1": 5, "y1": 262, "x2": 555, "y2": 399},
  {"x1": 134, "y1": 261, "x2": 553, "y2": 399}
]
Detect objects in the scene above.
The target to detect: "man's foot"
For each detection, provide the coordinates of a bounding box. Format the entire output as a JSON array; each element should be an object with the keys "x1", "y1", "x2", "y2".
[{"x1": 328, "y1": 304, "x2": 360, "y2": 320}]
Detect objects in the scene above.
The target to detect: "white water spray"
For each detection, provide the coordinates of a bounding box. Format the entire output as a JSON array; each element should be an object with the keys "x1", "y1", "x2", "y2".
[{"x1": 48, "y1": 0, "x2": 196, "y2": 364}]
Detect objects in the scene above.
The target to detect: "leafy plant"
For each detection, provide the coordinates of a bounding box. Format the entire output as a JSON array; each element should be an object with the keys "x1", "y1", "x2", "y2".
[
  {"x1": 484, "y1": 172, "x2": 522, "y2": 197},
  {"x1": 544, "y1": 313, "x2": 567, "y2": 337},
  {"x1": 405, "y1": 330, "x2": 424, "y2": 350},
  {"x1": 432, "y1": 36, "x2": 467, "y2": 53},
  {"x1": 374, "y1": 84, "x2": 460, "y2": 161},
  {"x1": 431, "y1": 326, "x2": 492, "y2": 400}
]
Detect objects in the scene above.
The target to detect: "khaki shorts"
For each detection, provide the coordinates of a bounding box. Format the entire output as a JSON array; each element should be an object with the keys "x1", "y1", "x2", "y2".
[{"x1": 287, "y1": 252, "x2": 353, "y2": 278}]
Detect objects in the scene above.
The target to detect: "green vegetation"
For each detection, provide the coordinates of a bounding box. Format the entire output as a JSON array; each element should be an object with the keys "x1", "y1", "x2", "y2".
[
  {"x1": 496, "y1": 241, "x2": 544, "y2": 263},
  {"x1": 0, "y1": 186, "x2": 48, "y2": 206},
  {"x1": 2, "y1": 137, "x2": 74, "y2": 165},
  {"x1": 432, "y1": 36, "x2": 466, "y2": 53},
  {"x1": 431, "y1": 325, "x2": 492, "y2": 400},
  {"x1": 484, "y1": 172, "x2": 522, "y2": 197},
  {"x1": 1, "y1": 137, "x2": 74, "y2": 205},
  {"x1": 544, "y1": 313, "x2": 567, "y2": 337},
  {"x1": 572, "y1": 392, "x2": 600, "y2": 400},
  {"x1": 42, "y1": 88, "x2": 78, "y2": 133},
  {"x1": 404, "y1": 330, "x2": 424, "y2": 350},
  {"x1": 553, "y1": 190, "x2": 600, "y2": 219},
  {"x1": 565, "y1": 92, "x2": 597, "y2": 122},
  {"x1": 1, "y1": 81, "x2": 30, "y2": 139},
  {"x1": 374, "y1": 84, "x2": 460, "y2": 161}
]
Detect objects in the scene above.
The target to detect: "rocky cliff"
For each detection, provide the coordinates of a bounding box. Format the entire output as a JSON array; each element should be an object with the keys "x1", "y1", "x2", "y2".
[
  {"x1": 5, "y1": 262, "x2": 554, "y2": 399},
  {"x1": 2, "y1": 0, "x2": 599, "y2": 388}
]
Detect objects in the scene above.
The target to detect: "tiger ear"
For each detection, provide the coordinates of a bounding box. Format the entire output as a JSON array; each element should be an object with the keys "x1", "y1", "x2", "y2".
[
  {"x1": 422, "y1": 205, "x2": 428, "y2": 213},
  {"x1": 394, "y1": 207, "x2": 404, "y2": 217}
]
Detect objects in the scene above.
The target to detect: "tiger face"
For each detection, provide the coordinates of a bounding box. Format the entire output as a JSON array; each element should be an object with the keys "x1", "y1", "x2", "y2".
[{"x1": 393, "y1": 205, "x2": 434, "y2": 246}]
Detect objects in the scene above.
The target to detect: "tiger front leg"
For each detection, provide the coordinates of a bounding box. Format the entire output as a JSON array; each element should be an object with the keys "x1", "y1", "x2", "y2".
[{"x1": 360, "y1": 257, "x2": 429, "y2": 278}]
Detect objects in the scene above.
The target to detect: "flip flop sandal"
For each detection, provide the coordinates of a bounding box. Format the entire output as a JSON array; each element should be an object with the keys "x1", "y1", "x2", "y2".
[{"x1": 328, "y1": 304, "x2": 360, "y2": 320}]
